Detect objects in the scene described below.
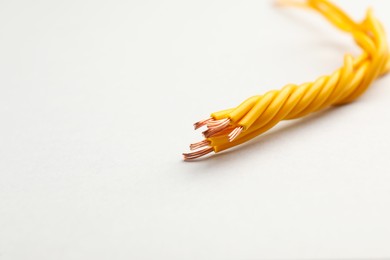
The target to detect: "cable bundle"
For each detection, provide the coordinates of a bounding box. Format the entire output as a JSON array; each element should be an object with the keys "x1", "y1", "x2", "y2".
[{"x1": 183, "y1": 0, "x2": 390, "y2": 160}]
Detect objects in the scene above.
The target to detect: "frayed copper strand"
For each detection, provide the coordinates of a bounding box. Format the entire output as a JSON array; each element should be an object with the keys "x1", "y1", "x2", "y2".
[
  {"x1": 190, "y1": 140, "x2": 211, "y2": 151},
  {"x1": 228, "y1": 126, "x2": 244, "y2": 142},
  {"x1": 203, "y1": 126, "x2": 227, "y2": 138},
  {"x1": 203, "y1": 119, "x2": 231, "y2": 138},
  {"x1": 207, "y1": 118, "x2": 229, "y2": 127},
  {"x1": 194, "y1": 118, "x2": 213, "y2": 130},
  {"x1": 183, "y1": 147, "x2": 214, "y2": 160},
  {"x1": 206, "y1": 126, "x2": 235, "y2": 138}
]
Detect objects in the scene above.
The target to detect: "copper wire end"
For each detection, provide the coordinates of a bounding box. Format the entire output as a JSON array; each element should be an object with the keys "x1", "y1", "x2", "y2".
[
  {"x1": 203, "y1": 118, "x2": 231, "y2": 138},
  {"x1": 207, "y1": 118, "x2": 230, "y2": 127},
  {"x1": 228, "y1": 126, "x2": 244, "y2": 142},
  {"x1": 190, "y1": 139, "x2": 211, "y2": 151},
  {"x1": 183, "y1": 147, "x2": 214, "y2": 161},
  {"x1": 194, "y1": 118, "x2": 213, "y2": 130}
]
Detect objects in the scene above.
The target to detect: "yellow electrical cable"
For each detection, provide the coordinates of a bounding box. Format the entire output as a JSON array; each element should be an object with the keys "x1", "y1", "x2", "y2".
[{"x1": 183, "y1": 0, "x2": 390, "y2": 160}]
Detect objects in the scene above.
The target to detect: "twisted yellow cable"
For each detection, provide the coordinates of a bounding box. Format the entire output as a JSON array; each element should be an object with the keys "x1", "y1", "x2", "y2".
[{"x1": 183, "y1": 0, "x2": 390, "y2": 160}]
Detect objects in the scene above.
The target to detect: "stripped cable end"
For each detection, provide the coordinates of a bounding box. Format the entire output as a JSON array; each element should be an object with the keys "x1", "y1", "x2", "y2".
[
  {"x1": 183, "y1": 147, "x2": 214, "y2": 161},
  {"x1": 228, "y1": 126, "x2": 244, "y2": 142},
  {"x1": 203, "y1": 118, "x2": 231, "y2": 138},
  {"x1": 184, "y1": 118, "x2": 231, "y2": 160},
  {"x1": 190, "y1": 139, "x2": 211, "y2": 151},
  {"x1": 206, "y1": 118, "x2": 230, "y2": 127},
  {"x1": 194, "y1": 118, "x2": 213, "y2": 130}
]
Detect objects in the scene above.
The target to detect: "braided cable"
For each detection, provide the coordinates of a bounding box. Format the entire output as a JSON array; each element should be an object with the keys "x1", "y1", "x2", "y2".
[{"x1": 183, "y1": 0, "x2": 390, "y2": 160}]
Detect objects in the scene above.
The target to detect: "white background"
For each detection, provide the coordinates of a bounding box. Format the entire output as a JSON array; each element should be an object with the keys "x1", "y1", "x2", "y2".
[{"x1": 1, "y1": 0, "x2": 390, "y2": 259}]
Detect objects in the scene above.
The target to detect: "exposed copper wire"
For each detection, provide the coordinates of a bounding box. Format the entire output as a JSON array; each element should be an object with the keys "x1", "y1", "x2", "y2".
[
  {"x1": 207, "y1": 118, "x2": 230, "y2": 127},
  {"x1": 207, "y1": 126, "x2": 236, "y2": 138},
  {"x1": 202, "y1": 118, "x2": 231, "y2": 138},
  {"x1": 183, "y1": 147, "x2": 214, "y2": 160},
  {"x1": 190, "y1": 139, "x2": 211, "y2": 151},
  {"x1": 228, "y1": 126, "x2": 244, "y2": 142},
  {"x1": 194, "y1": 118, "x2": 213, "y2": 130},
  {"x1": 203, "y1": 125, "x2": 230, "y2": 138}
]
